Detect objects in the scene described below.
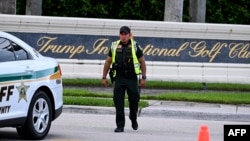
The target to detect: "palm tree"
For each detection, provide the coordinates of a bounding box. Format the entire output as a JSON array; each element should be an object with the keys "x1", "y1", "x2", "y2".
[
  {"x1": 26, "y1": 0, "x2": 42, "y2": 15},
  {"x1": 164, "y1": 0, "x2": 184, "y2": 22},
  {"x1": 189, "y1": 0, "x2": 206, "y2": 23},
  {"x1": 0, "y1": 0, "x2": 16, "y2": 14}
]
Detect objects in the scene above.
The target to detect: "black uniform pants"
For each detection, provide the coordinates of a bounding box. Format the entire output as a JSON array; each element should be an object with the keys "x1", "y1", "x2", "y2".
[{"x1": 113, "y1": 75, "x2": 140, "y2": 128}]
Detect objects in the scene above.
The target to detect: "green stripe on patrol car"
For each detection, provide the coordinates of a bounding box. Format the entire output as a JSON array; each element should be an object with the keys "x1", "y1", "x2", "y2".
[{"x1": 0, "y1": 67, "x2": 58, "y2": 82}]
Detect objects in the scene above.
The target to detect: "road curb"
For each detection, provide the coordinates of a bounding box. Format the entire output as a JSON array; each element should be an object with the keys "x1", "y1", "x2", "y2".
[{"x1": 63, "y1": 101, "x2": 250, "y2": 122}]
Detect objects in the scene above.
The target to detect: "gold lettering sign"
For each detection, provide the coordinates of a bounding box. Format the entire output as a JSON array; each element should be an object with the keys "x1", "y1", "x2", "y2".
[
  {"x1": 189, "y1": 41, "x2": 227, "y2": 62},
  {"x1": 37, "y1": 36, "x2": 85, "y2": 58},
  {"x1": 86, "y1": 38, "x2": 109, "y2": 54},
  {"x1": 143, "y1": 42, "x2": 188, "y2": 57},
  {"x1": 36, "y1": 36, "x2": 249, "y2": 62},
  {"x1": 229, "y1": 43, "x2": 250, "y2": 59},
  {"x1": 37, "y1": 37, "x2": 110, "y2": 58}
]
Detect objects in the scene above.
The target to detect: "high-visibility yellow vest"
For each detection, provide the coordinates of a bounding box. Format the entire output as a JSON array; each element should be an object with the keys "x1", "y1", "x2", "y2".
[{"x1": 111, "y1": 40, "x2": 141, "y2": 76}]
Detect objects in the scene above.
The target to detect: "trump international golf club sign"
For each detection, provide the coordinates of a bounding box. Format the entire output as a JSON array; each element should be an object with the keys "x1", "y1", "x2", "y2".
[{"x1": 11, "y1": 32, "x2": 249, "y2": 64}]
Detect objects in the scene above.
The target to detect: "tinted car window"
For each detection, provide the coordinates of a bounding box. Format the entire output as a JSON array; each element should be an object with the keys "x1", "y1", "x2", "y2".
[
  {"x1": 12, "y1": 42, "x2": 30, "y2": 61},
  {"x1": 0, "y1": 37, "x2": 15, "y2": 62},
  {"x1": 0, "y1": 37, "x2": 30, "y2": 62}
]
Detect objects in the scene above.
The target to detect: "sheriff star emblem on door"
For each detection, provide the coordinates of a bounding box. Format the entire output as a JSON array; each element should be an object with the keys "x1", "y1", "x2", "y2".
[{"x1": 16, "y1": 82, "x2": 30, "y2": 103}]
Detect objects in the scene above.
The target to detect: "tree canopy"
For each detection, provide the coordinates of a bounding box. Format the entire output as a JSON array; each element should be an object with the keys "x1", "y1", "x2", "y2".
[{"x1": 16, "y1": 0, "x2": 249, "y2": 24}]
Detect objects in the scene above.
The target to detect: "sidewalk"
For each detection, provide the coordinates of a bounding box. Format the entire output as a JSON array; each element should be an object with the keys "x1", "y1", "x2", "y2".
[{"x1": 63, "y1": 100, "x2": 250, "y2": 122}]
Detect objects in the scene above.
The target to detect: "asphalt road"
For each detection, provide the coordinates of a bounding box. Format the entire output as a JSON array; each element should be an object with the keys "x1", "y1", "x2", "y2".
[
  {"x1": 1, "y1": 87, "x2": 249, "y2": 140},
  {"x1": 1, "y1": 112, "x2": 250, "y2": 141}
]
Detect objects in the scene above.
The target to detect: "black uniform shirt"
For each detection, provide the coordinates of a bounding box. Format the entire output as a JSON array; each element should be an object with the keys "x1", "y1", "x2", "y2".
[
  {"x1": 108, "y1": 39, "x2": 143, "y2": 59},
  {"x1": 108, "y1": 39, "x2": 143, "y2": 76}
]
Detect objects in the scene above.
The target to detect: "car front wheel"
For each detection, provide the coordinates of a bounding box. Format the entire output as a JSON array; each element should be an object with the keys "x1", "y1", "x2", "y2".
[{"x1": 16, "y1": 90, "x2": 52, "y2": 140}]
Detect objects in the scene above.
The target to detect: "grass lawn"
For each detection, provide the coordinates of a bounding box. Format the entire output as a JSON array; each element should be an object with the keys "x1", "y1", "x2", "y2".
[{"x1": 62, "y1": 78, "x2": 250, "y2": 107}]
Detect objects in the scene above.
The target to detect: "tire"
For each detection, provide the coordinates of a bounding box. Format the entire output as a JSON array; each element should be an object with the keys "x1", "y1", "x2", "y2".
[{"x1": 16, "y1": 90, "x2": 52, "y2": 140}]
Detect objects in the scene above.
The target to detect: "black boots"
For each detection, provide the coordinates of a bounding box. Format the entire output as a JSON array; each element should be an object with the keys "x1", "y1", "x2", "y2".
[
  {"x1": 129, "y1": 114, "x2": 138, "y2": 130},
  {"x1": 114, "y1": 120, "x2": 138, "y2": 132},
  {"x1": 114, "y1": 115, "x2": 138, "y2": 132},
  {"x1": 131, "y1": 120, "x2": 138, "y2": 130},
  {"x1": 114, "y1": 127, "x2": 124, "y2": 132}
]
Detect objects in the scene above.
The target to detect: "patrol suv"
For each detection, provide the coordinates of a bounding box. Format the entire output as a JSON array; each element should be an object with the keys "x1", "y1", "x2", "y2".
[{"x1": 0, "y1": 31, "x2": 63, "y2": 140}]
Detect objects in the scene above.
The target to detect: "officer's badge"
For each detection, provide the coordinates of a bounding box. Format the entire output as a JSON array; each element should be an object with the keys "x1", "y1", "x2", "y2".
[{"x1": 118, "y1": 45, "x2": 122, "y2": 48}]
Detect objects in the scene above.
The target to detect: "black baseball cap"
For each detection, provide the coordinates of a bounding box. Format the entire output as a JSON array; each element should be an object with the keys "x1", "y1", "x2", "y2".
[{"x1": 120, "y1": 26, "x2": 131, "y2": 34}]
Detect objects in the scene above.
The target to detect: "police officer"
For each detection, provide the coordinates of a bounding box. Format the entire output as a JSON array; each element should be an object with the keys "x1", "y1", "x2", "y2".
[{"x1": 102, "y1": 26, "x2": 147, "y2": 132}]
